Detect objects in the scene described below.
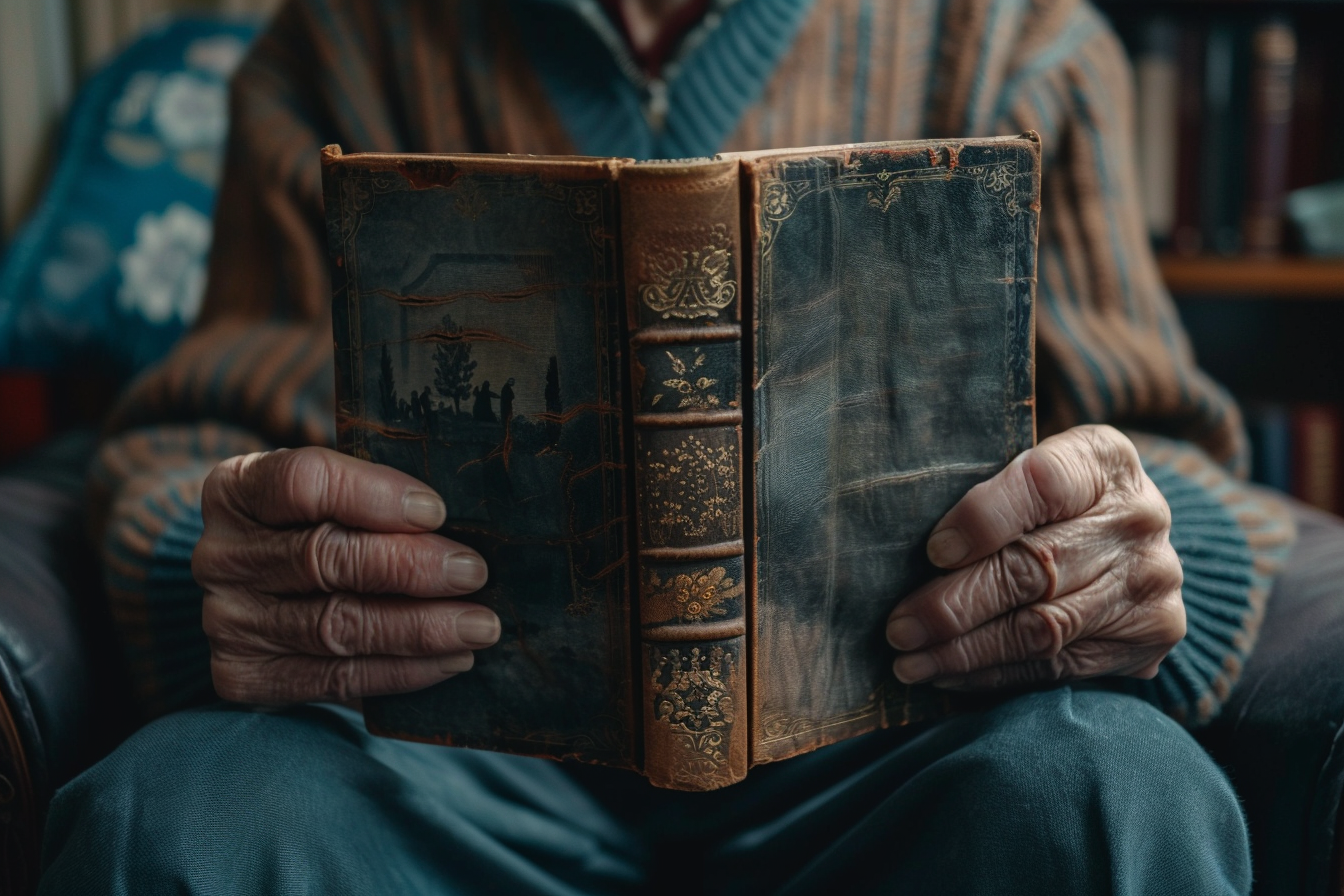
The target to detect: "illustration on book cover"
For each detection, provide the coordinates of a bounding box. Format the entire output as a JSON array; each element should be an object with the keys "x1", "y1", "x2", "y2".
[{"x1": 330, "y1": 168, "x2": 634, "y2": 761}]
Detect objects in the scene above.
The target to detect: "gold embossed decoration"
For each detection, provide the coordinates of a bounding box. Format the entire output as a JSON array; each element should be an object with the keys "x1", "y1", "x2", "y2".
[
  {"x1": 652, "y1": 350, "x2": 719, "y2": 409},
  {"x1": 651, "y1": 646, "x2": 736, "y2": 783},
  {"x1": 641, "y1": 432, "x2": 740, "y2": 546},
  {"x1": 639, "y1": 223, "x2": 737, "y2": 320},
  {"x1": 644, "y1": 566, "x2": 745, "y2": 623}
]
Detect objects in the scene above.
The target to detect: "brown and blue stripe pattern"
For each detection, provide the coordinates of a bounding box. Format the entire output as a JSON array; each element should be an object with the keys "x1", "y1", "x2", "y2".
[{"x1": 94, "y1": 0, "x2": 1294, "y2": 721}]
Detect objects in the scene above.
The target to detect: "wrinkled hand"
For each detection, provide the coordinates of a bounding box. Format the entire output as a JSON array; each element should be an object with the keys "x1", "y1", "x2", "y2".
[
  {"x1": 886, "y1": 425, "x2": 1184, "y2": 690},
  {"x1": 194, "y1": 447, "x2": 499, "y2": 704}
]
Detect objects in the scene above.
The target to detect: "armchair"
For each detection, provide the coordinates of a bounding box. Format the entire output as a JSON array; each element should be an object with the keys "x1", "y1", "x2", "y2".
[{"x1": 2, "y1": 12, "x2": 1343, "y2": 896}]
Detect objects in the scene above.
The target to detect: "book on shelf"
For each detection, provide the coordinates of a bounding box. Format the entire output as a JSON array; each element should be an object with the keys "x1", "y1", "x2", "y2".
[
  {"x1": 1242, "y1": 16, "x2": 1297, "y2": 255},
  {"x1": 321, "y1": 134, "x2": 1040, "y2": 791},
  {"x1": 1122, "y1": 11, "x2": 1335, "y2": 260},
  {"x1": 1244, "y1": 401, "x2": 1344, "y2": 514}
]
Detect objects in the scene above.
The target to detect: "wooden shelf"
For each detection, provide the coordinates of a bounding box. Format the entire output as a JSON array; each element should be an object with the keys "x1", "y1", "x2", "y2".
[{"x1": 1158, "y1": 255, "x2": 1344, "y2": 298}]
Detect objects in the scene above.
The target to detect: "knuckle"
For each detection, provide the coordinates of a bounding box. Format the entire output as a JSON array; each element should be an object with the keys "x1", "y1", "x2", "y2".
[
  {"x1": 318, "y1": 661, "x2": 361, "y2": 703},
  {"x1": 205, "y1": 452, "x2": 269, "y2": 520},
  {"x1": 190, "y1": 538, "x2": 220, "y2": 585},
  {"x1": 1126, "y1": 490, "x2": 1172, "y2": 537},
  {"x1": 998, "y1": 539, "x2": 1055, "y2": 604},
  {"x1": 210, "y1": 657, "x2": 254, "y2": 703},
  {"x1": 1153, "y1": 593, "x2": 1188, "y2": 647},
  {"x1": 316, "y1": 594, "x2": 364, "y2": 657},
  {"x1": 1019, "y1": 604, "x2": 1067, "y2": 658},
  {"x1": 1125, "y1": 540, "x2": 1184, "y2": 603},
  {"x1": 201, "y1": 593, "x2": 257, "y2": 653},
  {"x1": 302, "y1": 522, "x2": 348, "y2": 592},
  {"x1": 200, "y1": 594, "x2": 231, "y2": 642},
  {"x1": 1023, "y1": 439, "x2": 1100, "y2": 520},
  {"x1": 269, "y1": 447, "x2": 335, "y2": 519}
]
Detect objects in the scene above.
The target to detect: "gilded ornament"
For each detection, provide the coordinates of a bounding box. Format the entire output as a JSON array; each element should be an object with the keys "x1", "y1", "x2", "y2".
[
  {"x1": 644, "y1": 566, "x2": 744, "y2": 623},
  {"x1": 641, "y1": 432, "x2": 740, "y2": 546},
  {"x1": 639, "y1": 224, "x2": 737, "y2": 320},
  {"x1": 652, "y1": 350, "x2": 720, "y2": 409}
]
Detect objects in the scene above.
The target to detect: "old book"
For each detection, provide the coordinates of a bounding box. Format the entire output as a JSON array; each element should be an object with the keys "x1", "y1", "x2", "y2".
[
  {"x1": 1241, "y1": 16, "x2": 1297, "y2": 255},
  {"x1": 321, "y1": 133, "x2": 1040, "y2": 791}
]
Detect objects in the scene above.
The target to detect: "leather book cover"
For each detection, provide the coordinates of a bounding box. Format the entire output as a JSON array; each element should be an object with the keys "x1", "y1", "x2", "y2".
[
  {"x1": 741, "y1": 136, "x2": 1039, "y2": 763},
  {"x1": 323, "y1": 148, "x2": 639, "y2": 771},
  {"x1": 321, "y1": 134, "x2": 1040, "y2": 790}
]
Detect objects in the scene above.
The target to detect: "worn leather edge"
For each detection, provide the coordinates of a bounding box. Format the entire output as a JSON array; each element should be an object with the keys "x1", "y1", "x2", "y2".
[{"x1": 0, "y1": 644, "x2": 41, "y2": 896}]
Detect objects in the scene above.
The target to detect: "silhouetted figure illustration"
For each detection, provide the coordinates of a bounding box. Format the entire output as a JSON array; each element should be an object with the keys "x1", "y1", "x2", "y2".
[
  {"x1": 420, "y1": 390, "x2": 434, "y2": 431},
  {"x1": 500, "y1": 378, "x2": 516, "y2": 426},
  {"x1": 473, "y1": 380, "x2": 500, "y2": 422},
  {"x1": 545, "y1": 356, "x2": 562, "y2": 448},
  {"x1": 410, "y1": 389, "x2": 423, "y2": 427},
  {"x1": 378, "y1": 345, "x2": 398, "y2": 421}
]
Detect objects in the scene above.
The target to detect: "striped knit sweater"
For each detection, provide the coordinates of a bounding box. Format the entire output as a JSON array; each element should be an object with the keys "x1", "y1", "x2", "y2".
[{"x1": 91, "y1": 0, "x2": 1296, "y2": 723}]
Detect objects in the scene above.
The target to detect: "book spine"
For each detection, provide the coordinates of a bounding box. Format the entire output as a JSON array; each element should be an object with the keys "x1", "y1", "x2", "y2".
[
  {"x1": 1172, "y1": 21, "x2": 1205, "y2": 256},
  {"x1": 1134, "y1": 16, "x2": 1180, "y2": 248},
  {"x1": 1241, "y1": 16, "x2": 1297, "y2": 256},
  {"x1": 1200, "y1": 21, "x2": 1246, "y2": 257},
  {"x1": 619, "y1": 158, "x2": 749, "y2": 791},
  {"x1": 1291, "y1": 403, "x2": 1341, "y2": 515}
]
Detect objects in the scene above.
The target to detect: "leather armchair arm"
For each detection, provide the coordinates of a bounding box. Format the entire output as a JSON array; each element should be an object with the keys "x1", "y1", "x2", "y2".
[{"x1": 0, "y1": 433, "x2": 131, "y2": 895}]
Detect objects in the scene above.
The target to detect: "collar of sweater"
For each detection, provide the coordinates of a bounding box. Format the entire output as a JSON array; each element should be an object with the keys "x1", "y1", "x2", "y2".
[{"x1": 511, "y1": 0, "x2": 817, "y2": 159}]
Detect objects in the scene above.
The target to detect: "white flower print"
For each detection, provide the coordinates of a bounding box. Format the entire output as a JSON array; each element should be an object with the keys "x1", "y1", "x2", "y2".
[
  {"x1": 151, "y1": 72, "x2": 227, "y2": 150},
  {"x1": 117, "y1": 202, "x2": 211, "y2": 324},
  {"x1": 185, "y1": 34, "x2": 248, "y2": 78}
]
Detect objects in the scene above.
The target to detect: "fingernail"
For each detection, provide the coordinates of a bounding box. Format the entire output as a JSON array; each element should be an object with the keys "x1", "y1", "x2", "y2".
[
  {"x1": 403, "y1": 490, "x2": 446, "y2": 529},
  {"x1": 886, "y1": 616, "x2": 928, "y2": 651},
  {"x1": 457, "y1": 609, "x2": 500, "y2": 648},
  {"x1": 893, "y1": 653, "x2": 938, "y2": 684},
  {"x1": 444, "y1": 553, "x2": 488, "y2": 591},
  {"x1": 927, "y1": 527, "x2": 970, "y2": 567}
]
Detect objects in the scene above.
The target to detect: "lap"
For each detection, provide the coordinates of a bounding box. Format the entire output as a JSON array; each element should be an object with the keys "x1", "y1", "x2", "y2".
[{"x1": 41, "y1": 689, "x2": 1246, "y2": 896}]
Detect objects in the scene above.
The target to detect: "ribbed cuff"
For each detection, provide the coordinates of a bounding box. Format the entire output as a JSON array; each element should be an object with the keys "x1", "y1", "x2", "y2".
[
  {"x1": 143, "y1": 491, "x2": 214, "y2": 714},
  {"x1": 1114, "y1": 435, "x2": 1296, "y2": 727}
]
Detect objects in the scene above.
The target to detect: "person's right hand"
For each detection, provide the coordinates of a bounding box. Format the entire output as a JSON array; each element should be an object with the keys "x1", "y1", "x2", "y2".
[{"x1": 193, "y1": 446, "x2": 499, "y2": 704}]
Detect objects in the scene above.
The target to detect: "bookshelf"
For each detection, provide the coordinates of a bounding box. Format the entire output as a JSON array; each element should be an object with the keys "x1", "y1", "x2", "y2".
[
  {"x1": 1158, "y1": 255, "x2": 1344, "y2": 298},
  {"x1": 1094, "y1": 0, "x2": 1344, "y2": 510}
]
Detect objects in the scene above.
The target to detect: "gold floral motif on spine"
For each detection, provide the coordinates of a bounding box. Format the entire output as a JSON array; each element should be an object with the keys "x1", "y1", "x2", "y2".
[
  {"x1": 651, "y1": 646, "x2": 737, "y2": 785},
  {"x1": 638, "y1": 223, "x2": 737, "y2": 320},
  {"x1": 641, "y1": 432, "x2": 740, "y2": 546},
  {"x1": 651, "y1": 349, "x2": 719, "y2": 410},
  {"x1": 643, "y1": 566, "x2": 744, "y2": 624}
]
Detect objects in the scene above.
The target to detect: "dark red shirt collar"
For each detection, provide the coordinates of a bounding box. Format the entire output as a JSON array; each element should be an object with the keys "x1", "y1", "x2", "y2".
[{"x1": 598, "y1": 0, "x2": 713, "y2": 76}]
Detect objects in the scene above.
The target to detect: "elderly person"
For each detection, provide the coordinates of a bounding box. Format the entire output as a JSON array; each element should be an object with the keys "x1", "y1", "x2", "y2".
[{"x1": 41, "y1": 0, "x2": 1294, "y2": 893}]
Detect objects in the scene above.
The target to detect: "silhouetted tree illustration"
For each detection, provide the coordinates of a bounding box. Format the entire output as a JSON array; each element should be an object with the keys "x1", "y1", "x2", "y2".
[
  {"x1": 545, "y1": 355, "x2": 561, "y2": 446},
  {"x1": 433, "y1": 313, "x2": 477, "y2": 415},
  {"x1": 378, "y1": 345, "x2": 398, "y2": 420}
]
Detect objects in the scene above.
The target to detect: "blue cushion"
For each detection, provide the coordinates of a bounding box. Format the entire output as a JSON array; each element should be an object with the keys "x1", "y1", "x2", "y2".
[{"x1": 0, "y1": 17, "x2": 260, "y2": 383}]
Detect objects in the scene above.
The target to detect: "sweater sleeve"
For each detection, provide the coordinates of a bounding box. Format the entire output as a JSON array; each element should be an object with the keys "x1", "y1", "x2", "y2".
[
  {"x1": 90, "y1": 0, "x2": 347, "y2": 717},
  {"x1": 1127, "y1": 435, "x2": 1295, "y2": 726},
  {"x1": 981, "y1": 0, "x2": 1297, "y2": 725}
]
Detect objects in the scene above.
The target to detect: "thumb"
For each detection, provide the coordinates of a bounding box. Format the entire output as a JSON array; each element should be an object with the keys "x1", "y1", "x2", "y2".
[{"x1": 926, "y1": 426, "x2": 1130, "y2": 568}]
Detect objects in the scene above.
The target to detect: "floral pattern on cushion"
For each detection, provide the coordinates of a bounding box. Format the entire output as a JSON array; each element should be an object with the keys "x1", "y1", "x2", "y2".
[{"x1": 0, "y1": 18, "x2": 259, "y2": 382}]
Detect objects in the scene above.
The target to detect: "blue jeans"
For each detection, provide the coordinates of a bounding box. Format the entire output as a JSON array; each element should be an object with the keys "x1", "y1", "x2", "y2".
[{"x1": 39, "y1": 687, "x2": 1249, "y2": 895}]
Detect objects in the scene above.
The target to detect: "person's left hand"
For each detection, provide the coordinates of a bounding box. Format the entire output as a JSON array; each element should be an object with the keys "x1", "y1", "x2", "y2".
[{"x1": 886, "y1": 424, "x2": 1186, "y2": 690}]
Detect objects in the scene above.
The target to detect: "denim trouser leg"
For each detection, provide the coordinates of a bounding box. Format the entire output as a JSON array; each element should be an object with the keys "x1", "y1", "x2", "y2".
[{"x1": 39, "y1": 688, "x2": 1250, "y2": 895}]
